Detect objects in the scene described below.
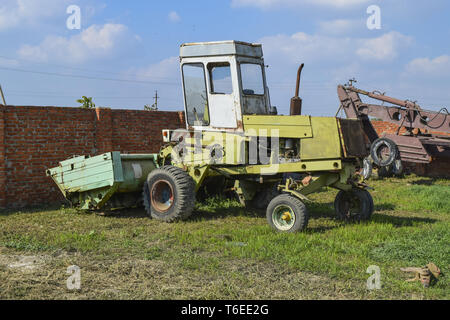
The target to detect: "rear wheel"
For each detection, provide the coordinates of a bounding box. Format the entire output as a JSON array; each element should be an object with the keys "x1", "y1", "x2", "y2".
[
  {"x1": 143, "y1": 166, "x2": 196, "y2": 222},
  {"x1": 334, "y1": 189, "x2": 373, "y2": 222},
  {"x1": 250, "y1": 184, "x2": 280, "y2": 210},
  {"x1": 266, "y1": 194, "x2": 308, "y2": 232}
]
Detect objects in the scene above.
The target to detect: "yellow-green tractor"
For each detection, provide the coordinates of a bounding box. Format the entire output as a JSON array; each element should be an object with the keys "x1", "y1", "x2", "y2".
[
  {"x1": 144, "y1": 41, "x2": 373, "y2": 232},
  {"x1": 47, "y1": 41, "x2": 373, "y2": 232}
]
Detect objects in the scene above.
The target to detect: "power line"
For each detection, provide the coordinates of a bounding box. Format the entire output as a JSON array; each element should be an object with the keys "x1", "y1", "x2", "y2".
[
  {"x1": 0, "y1": 55, "x2": 123, "y2": 77},
  {"x1": 7, "y1": 93, "x2": 160, "y2": 99},
  {"x1": 0, "y1": 66, "x2": 180, "y2": 85},
  {"x1": 0, "y1": 54, "x2": 181, "y2": 82}
]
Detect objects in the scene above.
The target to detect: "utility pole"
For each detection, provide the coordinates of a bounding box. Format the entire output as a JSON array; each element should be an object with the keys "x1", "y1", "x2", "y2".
[
  {"x1": 0, "y1": 85, "x2": 6, "y2": 105},
  {"x1": 144, "y1": 90, "x2": 159, "y2": 111},
  {"x1": 153, "y1": 90, "x2": 159, "y2": 110}
]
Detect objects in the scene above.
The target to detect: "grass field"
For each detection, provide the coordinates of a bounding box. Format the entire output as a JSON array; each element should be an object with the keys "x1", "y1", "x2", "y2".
[{"x1": 0, "y1": 174, "x2": 449, "y2": 300}]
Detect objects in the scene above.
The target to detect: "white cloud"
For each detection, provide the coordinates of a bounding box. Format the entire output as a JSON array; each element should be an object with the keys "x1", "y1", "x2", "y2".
[
  {"x1": 356, "y1": 31, "x2": 413, "y2": 61},
  {"x1": 231, "y1": 0, "x2": 370, "y2": 9},
  {"x1": 318, "y1": 19, "x2": 363, "y2": 35},
  {"x1": 168, "y1": 11, "x2": 181, "y2": 23},
  {"x1": 132, "y1": 56, "x2": 180, "y2": 82},
  {"x1": 18, "y1": 23, "x2": 139, "y2": 64},
  {"x1": 0, "y1": 0, "x2": 71, "y2": 31},
  {"x1": 260, "y1": 31, "x2": 412, "y2": 64},
  {"x1": 405, "y1": 55, "x2": 450, "y2": 76},
  {"x1": 260, "y1": 32, "x2": 352, "y2": 63}
]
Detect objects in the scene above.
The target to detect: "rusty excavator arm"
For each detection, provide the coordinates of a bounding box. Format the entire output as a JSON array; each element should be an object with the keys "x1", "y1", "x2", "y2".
[{"x1": 337, "y1": 83, "x2": 450, "y2": 165}]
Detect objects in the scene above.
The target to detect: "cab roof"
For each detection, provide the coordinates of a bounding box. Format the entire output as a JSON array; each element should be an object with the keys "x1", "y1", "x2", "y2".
[{"x1": 180, "y1": 40, "x2": 263, "y2": 59}]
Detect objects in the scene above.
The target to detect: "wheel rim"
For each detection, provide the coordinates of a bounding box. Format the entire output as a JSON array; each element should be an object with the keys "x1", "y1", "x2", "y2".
[
  {"x1": 272, "y1": 205, "x2": 296, "y2": 231},
  {"x1": 151, "y1": 180, "x2": 174, "y2": 213}
]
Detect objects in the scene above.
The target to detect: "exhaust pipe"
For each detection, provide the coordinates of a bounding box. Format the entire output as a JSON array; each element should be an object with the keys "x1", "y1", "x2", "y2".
[{"x1": 290, "y1": 63, "x2": 304, "y2": 115}]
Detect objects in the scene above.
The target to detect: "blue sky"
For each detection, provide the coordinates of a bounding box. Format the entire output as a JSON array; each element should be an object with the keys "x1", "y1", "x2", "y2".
[{"x1": 0, "y1": 0, "x2": 449, "y2": 116}]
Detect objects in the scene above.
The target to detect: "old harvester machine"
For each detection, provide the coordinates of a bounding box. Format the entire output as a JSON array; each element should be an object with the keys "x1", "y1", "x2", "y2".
[
  {"x1": 48, "y1": 41, "x2": 373, "y2": 232},
  {"x1": 337, "y1": 83, "x2": 450, "y2": 177}
]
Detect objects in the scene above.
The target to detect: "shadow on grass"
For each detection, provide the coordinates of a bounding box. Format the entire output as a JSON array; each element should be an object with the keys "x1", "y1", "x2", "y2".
[
  {"x1": 104, "y1": 200, "x2": 261, "y2": 221},
  {"x1": 372, "y1": 213, "x2": 437, "y2": 227},
  {"x1": 374, "y1": 203, "x2": 396, "y2": 211},
  {"x1": 0, "y1": 203, "x2": 63, "y2": 217},
  {"x1": 102, "y1": 207, "x2": 148, "y2": 219},
  {"x1": 411, "y1": 178, "x2": 439, "y2": 186},
  {"x1": 305, "y1": 225, "x2": 340, "y2": 234},
  {"x1": 308, "y1": 202, "x2": 335, "y2": 218},
  {"x1": 189, "y1": 206, "x2": 263, "y2": 222}
]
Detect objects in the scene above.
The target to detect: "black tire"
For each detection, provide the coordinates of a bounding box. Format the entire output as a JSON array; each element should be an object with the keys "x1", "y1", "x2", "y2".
[
  {"x1": 334, "y1": 189, "x2": 373, "y2": 222},
  {"x1": 251, "y1": 184, "x2": 280, "y2": 210},
  {"x1": 361, "y1": 157, "x2": 373, "y2": 180},
  {"x1": 266, "y1": 194, "x2": 309, "y2": 232},
  {"x1": 144, "y1": 165, "x2": 196, "y2": 222},
  {"x1": 370, "y1": 138, "x2": 398, "y2": 167}
]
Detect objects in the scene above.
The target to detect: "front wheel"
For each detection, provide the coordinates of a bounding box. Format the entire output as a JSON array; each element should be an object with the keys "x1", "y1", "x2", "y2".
[
  {"x1": 143, "y1": 165, "x2": 196, "y2": 222},
  {"x1": 334, "y1": 189, "x2": 374, "y2": 222},
  {"x1": 266, "y1": 194, "x2": 309, "y2": 232}
]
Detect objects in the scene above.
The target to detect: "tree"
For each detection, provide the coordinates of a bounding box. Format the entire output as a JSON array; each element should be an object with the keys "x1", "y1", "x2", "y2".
[
  {"x1": 77, "y1": 96, "x2": 96, "y2": 109},
  {"x1": 144, "y1": 103, "x2": 158, "y2": 111}
]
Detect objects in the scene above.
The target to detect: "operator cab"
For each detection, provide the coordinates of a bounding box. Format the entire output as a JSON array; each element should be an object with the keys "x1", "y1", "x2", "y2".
[{"x1": 180, "y1": 41, "x2": 272, "y2": 132}]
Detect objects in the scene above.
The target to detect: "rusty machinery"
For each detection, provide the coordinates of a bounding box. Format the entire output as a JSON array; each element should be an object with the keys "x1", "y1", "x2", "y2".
[{"x1": 337, "y1": 82, "x2": 450, "y2": 177}]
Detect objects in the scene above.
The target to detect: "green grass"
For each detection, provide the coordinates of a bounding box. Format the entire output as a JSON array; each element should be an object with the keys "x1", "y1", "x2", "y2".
[{"x1": 0, "y1": 174, "x2": 449, "y2": 300}]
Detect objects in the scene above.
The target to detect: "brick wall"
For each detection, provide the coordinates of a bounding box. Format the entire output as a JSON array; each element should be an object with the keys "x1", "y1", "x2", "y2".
[
  {"x1": 0, "y1": 105, "x2": 185, "y2": 209},
  {"x1": 371, "y1": 120, "x2": 450, "y2": 178}
]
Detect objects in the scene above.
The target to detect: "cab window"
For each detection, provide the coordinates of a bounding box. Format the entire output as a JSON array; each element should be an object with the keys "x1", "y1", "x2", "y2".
[
  {"x1": 240, "y1": 63, "x2": 265, "y2": 95},
  {"x1": 182, "y1": 63, "x2": 210, "y2": 126},
  {"x1": 208, "y1": 63, "x2": 233, "y2": 94}
]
